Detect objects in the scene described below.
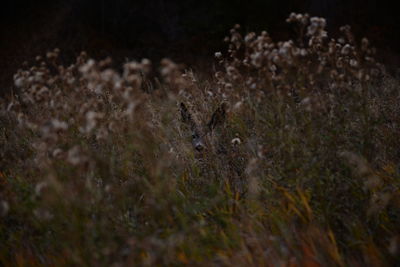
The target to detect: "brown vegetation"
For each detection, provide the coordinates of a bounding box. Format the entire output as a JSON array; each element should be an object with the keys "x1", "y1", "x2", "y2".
[{"x1": 1, "y1": 14, "x2": 400, "y2": 266}]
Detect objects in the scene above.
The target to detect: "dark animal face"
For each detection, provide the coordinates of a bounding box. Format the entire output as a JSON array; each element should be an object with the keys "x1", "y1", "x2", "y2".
[
  {"x1": 180, "y1": 102, "x2": 226, "y2": 152},
  {"x1": 191, "y1": 130, "x2": 205, "y2": 152}
]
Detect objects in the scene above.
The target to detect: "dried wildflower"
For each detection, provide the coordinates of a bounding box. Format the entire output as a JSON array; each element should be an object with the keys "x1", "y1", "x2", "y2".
[
  {"x1": 79, "y1": 59, "x2": 96, "y2": 74},
  {"x1": 35, "y1": 181, "x2": 48, "y2": 196},
  {"x1": 349, "y1": 59, "x2": 358, "y2": 67},
  {"x1": 286, "y1": 12, "x2": 309, "y2": 25},
  {"x1": 231, "y1": 137, "x2": 241, "y2": 145},
  {"x1": 14, "y1": 77, "x2": 26, "y2": 88},
  {"x1": 141, "y1": 58, "x2": 152, "y2": 74},
  {"x1": 341, "y1": 44, "x2": 351, "y2": 55},
  {"x1": 361, "y1": 38, "x2": 369, "y2": 51},
  {"x1": 307, "y1": 17, "x2": 327, "y2": 38},
  {"x1": 81, "y1": 111, "x2": 103, "y2": 133},
  {"x1": 250, "y1": 52, "x2": 263, "y2": 67},
  {"x1": 67, "y1": 146, "x2": 87, "y2": 166},
  {"x1": 224, "y1": 83, "x2": 233, "y2": 90},
  {"x1": 51, "y1": 119, "x2": 68, "y2": 132}
]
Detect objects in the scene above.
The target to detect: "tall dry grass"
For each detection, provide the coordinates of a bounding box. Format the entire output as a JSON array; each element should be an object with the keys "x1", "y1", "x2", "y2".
[{"x1": 1, "y1": 13, "x2": 400, "y2": 266}]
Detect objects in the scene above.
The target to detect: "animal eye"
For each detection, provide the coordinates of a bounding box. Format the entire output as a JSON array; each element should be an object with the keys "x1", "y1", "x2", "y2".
[{"x1": 192, "y1": 134, "x2": 197, "y2": 139}]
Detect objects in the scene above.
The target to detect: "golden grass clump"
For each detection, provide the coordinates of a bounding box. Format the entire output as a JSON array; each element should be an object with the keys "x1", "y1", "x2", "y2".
[{"x1": 1, "y1": 13, "x2": 400, "y2": 266}]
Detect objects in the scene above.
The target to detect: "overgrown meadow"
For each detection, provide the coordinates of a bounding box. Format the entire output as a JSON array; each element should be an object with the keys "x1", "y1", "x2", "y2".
[{"x1": 1, "y1": 14, "x2": 400, "y2": 266}]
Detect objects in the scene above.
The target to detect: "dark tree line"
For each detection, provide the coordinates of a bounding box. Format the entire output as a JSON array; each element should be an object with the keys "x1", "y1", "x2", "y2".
[{"x1": 1, "y1": 0, "x2": 397, "y2": 51}]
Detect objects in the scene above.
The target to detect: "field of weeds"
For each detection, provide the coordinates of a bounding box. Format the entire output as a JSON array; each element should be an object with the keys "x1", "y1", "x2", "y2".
[{"x1": 1, "y1": 14, "x2": 400, "y2": 266}]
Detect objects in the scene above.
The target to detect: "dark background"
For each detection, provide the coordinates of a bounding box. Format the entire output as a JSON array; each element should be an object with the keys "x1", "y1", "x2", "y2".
[{"x1": 1, "y1": 0, "x2": 399, "y2": 93}]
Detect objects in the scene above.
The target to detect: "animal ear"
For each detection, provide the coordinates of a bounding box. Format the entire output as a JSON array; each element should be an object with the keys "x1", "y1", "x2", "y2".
[
  {"x1": 180, "y1": 103, "x2": 196, "y2": 129},
  {"x1": 207, "y1": 103, "x2": 227, "y2": 131}
]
